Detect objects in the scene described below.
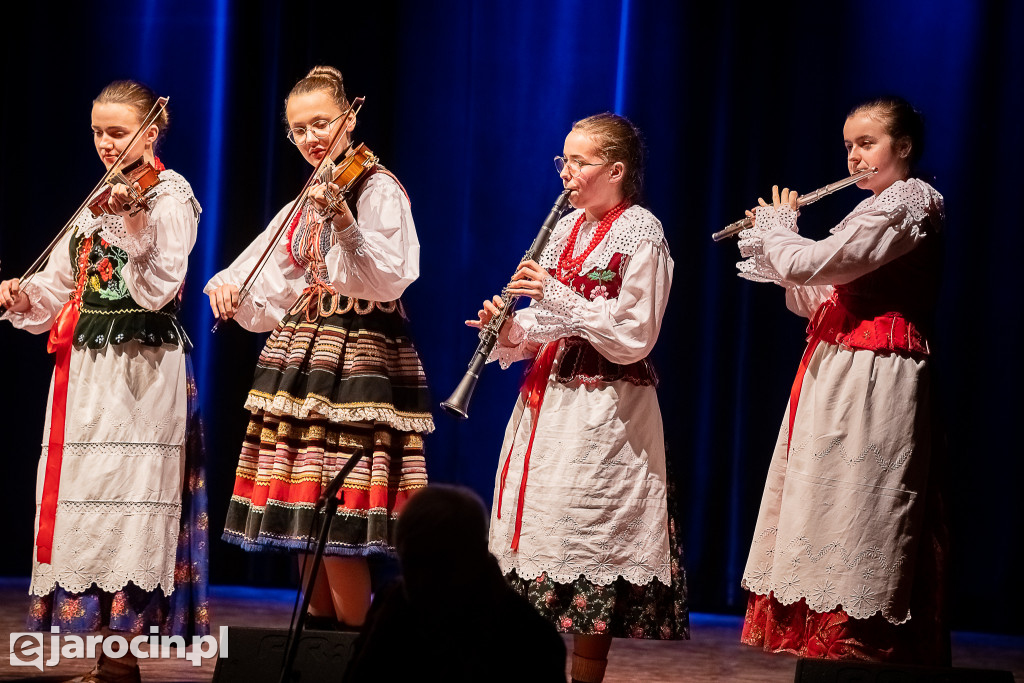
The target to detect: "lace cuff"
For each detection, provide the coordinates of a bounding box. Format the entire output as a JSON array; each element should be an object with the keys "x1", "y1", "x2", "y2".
[
  {"x1": 0, "y1": 282, "x2": 52, "y2": 327},
  {"x1": 487, "y1": 317, "x2": 534, "y2": 368},
  {"x1": 735, "y1": 205, "x2": 799, "y2": 284},
  {"x1": 332, "y1": 219, "x2": 366, "y2": 254},
  {"x1": 524, "y1": 276, "x2": 583, "y2": 344},
  {"x1": 756, "y1": 204, "x2": 798, "y2": 232},
  {"x1": 100, "y1": 214, "x2": 159, "y2": 263}
]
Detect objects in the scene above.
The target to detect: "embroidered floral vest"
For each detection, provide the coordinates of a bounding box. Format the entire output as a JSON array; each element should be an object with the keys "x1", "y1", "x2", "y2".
[
  {"x1": 551, "y1": 252, "x2": 658, "y2": 387},
  {"x1": 70, "y1": 229, "x2": 188, "y2": 350}
]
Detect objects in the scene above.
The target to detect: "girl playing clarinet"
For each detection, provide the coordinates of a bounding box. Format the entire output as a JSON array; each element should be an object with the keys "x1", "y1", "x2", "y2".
[{"x1": 471, "y1": 113, "x2": 688, "y2": 683}]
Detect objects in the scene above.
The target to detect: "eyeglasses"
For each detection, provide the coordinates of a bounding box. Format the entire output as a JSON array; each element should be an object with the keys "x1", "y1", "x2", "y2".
[
  {"x1": 287, "y1": 113, "x2": 344, "y2": 145},
  {"x1": 554, "y1": 156, "x2": 607, "y2": 177}
]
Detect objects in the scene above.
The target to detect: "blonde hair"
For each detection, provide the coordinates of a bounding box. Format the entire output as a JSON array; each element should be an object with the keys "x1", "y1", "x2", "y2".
[
  {"x1": 94, "y1": 80, "x2": 168, "y2": 139},
  {"x1": 571, "y1": 112, "x2": 646, "y2": 203}
]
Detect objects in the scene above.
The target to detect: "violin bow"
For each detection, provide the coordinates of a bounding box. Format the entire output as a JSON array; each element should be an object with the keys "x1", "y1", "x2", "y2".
[
  {"x1": 1, "y1": 96, "x2": 169, "y2": 314},
  {"x1": 212, "y1": 96, "x2": 365, "y2": 332}
]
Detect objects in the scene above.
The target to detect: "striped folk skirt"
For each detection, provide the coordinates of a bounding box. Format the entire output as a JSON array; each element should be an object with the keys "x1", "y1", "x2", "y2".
[{"x1": 222, "y1": 298, "x2": 433, "y2": 557}]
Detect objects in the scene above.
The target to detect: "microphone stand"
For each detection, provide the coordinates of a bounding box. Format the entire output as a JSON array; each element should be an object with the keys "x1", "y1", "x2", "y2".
[{"x1": 278, "y1": 449, "x2": 365, "y2": 683}]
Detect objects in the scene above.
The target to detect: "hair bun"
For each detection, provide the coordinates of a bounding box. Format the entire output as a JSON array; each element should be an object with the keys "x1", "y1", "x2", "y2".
[
  {"x1": 287, "y1": 65, "x2": 349, "y2": 111},
  {"x1": 306, "y1": 65, "x2": 344, "y2": 86}
]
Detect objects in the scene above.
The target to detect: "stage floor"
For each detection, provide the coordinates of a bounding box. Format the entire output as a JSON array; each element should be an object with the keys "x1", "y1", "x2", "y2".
[{"x1": 2, "y1": 579, "x2": 1021, "y2": 682}]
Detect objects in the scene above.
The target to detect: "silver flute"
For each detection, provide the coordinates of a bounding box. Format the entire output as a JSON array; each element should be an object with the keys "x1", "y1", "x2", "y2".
[{"x1": 711, "y1": 167, "x2": 878, "y2": 242}]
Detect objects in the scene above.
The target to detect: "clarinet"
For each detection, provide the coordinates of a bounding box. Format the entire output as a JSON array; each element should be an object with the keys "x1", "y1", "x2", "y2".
[
  {"x1": 711, "y1": 167, "x2": 877, "y2": 242},
  {"x1": 441, "y1": 189, "x2": 572, "y2": 419}
]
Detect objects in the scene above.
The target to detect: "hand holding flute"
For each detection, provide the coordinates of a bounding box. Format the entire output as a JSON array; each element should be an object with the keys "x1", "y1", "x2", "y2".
[
  {"x1": 712, "y1": 167, "x2": 877, "y2": 241},
  {"x1": 743, "y1": 185, "x2": 800, "y2": 226}
]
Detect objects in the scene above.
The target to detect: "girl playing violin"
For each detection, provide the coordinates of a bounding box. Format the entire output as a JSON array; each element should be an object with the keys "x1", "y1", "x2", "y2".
[
  {"x1": 206, "y1": 65, "x2": 432, "y2": 629},
  {"x1": 471, "y1": 113, "x2": 688, "y2": 683},
  {"x1": 735, "y1": 96, "x2": 948, "y2": 663},
  {"x1": 0, "y1": 80, "x2": 205, "y2": 683}
]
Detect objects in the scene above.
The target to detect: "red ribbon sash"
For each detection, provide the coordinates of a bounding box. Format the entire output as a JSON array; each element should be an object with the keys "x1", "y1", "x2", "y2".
[
  {"x1": 36, "y1": 299, "x2": 81, "y2": 564},
  {"x1": 497, "y1": 206, "x2": 628, "y2": 552},
  {"x1": 35, "y1": 233, "x2": 92, "y2": 565},
  {"x1": 496, "y1": 340, "x2": 559, "y2": 551}
]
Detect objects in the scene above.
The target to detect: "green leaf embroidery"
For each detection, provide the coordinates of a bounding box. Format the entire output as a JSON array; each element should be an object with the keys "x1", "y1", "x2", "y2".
[{"x1": 587, "y1": 269, "x2": 616, "y2": 282}]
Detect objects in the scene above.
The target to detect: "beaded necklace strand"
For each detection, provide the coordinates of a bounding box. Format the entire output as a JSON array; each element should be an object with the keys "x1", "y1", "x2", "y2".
[{"x1": 555, "y1": 200, "x2": 630, "y2": 283}]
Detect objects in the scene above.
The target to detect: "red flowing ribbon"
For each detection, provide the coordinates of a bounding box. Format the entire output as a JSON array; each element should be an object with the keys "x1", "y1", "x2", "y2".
[
  {"x1": 35, "y1": 234, "x2": 92, "y2": 565},
  {"x1": 36, "y1": 300, "x2": 81, "y2": 564},
  {"x1": 496, "y1": 203, "x2": 628, "y2": 551},
  {"x1": 496, "y1": 340, "x2": 559, "y2": 551},
  {"x1": 786, "y1": 294, "x2": 841, "y2": 453}
]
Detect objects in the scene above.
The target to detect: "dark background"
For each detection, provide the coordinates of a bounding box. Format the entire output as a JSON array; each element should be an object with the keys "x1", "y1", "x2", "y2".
[{"x1": 1, "y1": 0, "x2": 1020, "y2": 634}]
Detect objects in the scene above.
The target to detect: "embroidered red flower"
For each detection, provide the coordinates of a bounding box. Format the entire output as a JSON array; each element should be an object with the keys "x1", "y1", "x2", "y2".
[
  {"x1": 573, "y1": 595, "x2": 587, "y2": 610},
  {"x1": 560, "y1": 617, "x2": 573, "y2": 630},
  {"x1": 594, "y1": 620, "x2": 607, "y2": 633},
  {"x1": 97, "y1": 258, "x2": 113, "y2": 282}
]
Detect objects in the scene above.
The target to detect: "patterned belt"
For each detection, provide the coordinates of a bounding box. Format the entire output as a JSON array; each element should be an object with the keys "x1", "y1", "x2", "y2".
[{"x1": 288, "y1": 284, "x2": 400, "y2": 322}]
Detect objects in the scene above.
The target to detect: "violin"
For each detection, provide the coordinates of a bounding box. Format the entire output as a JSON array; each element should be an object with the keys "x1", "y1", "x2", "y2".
[
  {"x1": 318, "y1": 142, "x2": 379, "y2": 216},
  {"x1": 88, "y1": 156, "x2": 163, "y2": 217}
]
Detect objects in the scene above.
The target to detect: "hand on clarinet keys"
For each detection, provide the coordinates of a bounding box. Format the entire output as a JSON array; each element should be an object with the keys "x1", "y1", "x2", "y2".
[
  {"x1": 506, "y1": 259, "x2": 546, "y2": 301},
  {"x1": 466, "y1": 295, "x2": 505, "y2": 329}
]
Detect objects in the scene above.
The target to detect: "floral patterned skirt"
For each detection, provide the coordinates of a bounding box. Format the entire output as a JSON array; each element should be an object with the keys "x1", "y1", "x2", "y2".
[
  {"x1": 27, "y1": 359, "x2": 210, "y2": 637},
  {"x1": 505, "y1": 515, "x2": 689, "y2": 640}
]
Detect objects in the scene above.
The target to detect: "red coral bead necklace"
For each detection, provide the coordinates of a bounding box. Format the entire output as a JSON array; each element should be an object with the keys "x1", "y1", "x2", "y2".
[{"x1": 555, "y1": 200, "x2": 630, "y2": 283}]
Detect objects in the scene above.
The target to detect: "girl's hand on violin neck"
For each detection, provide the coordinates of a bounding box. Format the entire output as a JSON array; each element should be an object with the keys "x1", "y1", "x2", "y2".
[
  {"x1": 307, "y1": 183, "x2": 335, "y2": 212},
  {"x1": 0, "y1": 278, "x2": 31, "y2": 313},
  {"x1": 208, "y1": 283, "x2": 240, "y2": 320},
  {"x1": 506, "y1": 260, "x2": 546, "y2": 301},
  {"x1": 309, "y1": 182, "x2": 354, "y2": 230},
  {"x1": 466, "y1": 295, "x2": 505, "y2": 329},
  {"x1": 105, "y1": 182, "x2": 149, "y2": 234}
]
